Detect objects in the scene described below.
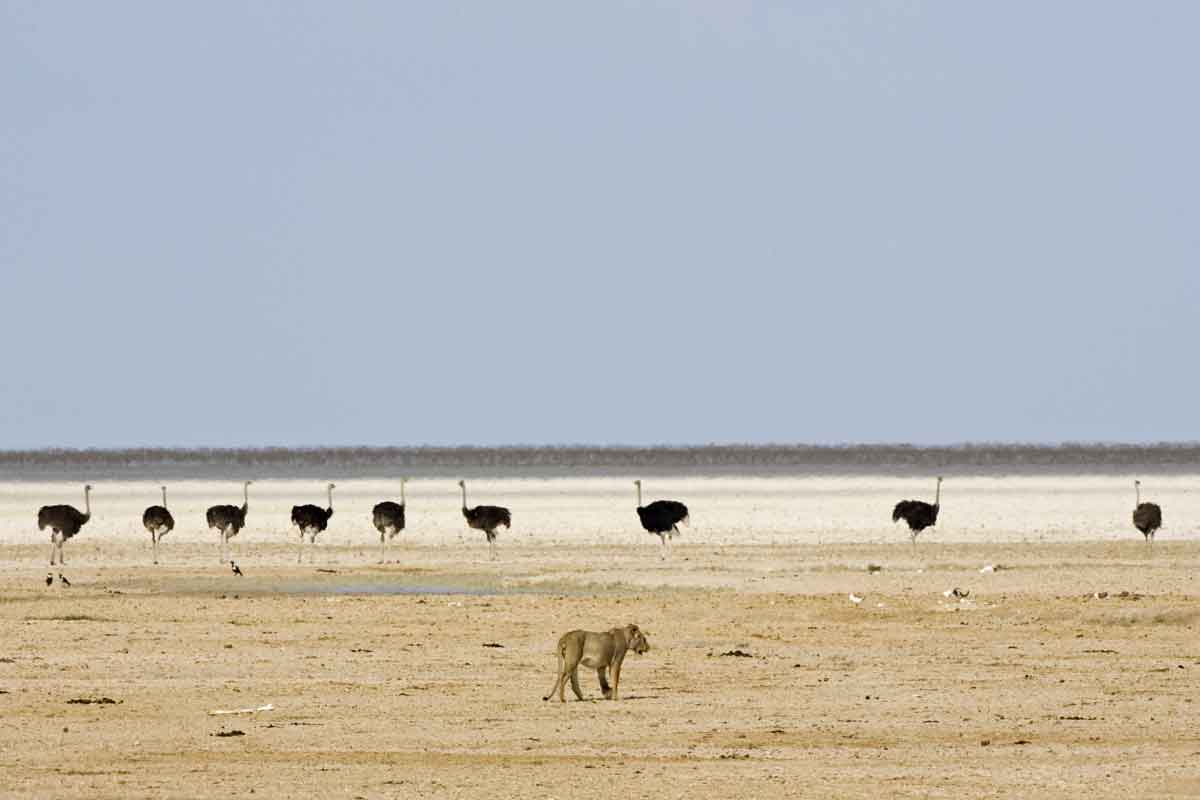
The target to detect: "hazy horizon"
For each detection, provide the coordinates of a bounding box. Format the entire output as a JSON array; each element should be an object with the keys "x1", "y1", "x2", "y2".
[{"x1": 5, "y1": 3, "x2": 1197, "y2": 449}]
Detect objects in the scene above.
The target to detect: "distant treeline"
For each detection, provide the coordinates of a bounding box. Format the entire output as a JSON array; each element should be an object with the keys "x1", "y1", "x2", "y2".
[{"x1": 2, "y1": 444, "x2": 1200, "y2": 480}]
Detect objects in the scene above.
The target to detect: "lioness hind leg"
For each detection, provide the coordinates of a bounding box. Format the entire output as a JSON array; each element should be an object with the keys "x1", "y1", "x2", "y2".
[
  {"x1": 611, "y1": 656, "x2": 623, "y2": 701},
  {"x1": 569, "y1": 667, "x2": 584, "y2": 701},
  {"x1": 597, "y1": 666, "x2": 612, "y2": 699}
]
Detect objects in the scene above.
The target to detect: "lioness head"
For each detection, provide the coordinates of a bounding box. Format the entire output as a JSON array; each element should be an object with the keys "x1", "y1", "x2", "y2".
[{"x1": 626, "y1": 624, "x2": 650, "y2": 654}]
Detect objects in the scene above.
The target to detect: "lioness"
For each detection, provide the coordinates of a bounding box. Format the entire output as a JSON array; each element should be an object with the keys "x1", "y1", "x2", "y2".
[{"x1": 543, "y1": 624, "x2": 650, "y2": 702}]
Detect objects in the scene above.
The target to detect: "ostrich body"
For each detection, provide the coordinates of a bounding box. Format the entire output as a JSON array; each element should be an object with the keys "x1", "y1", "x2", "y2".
[
  {"x1": 458, "y1": 480, "x2": 510, "y2": 560},
  {"x1": 207, "y1": 481, "x2": 251, "y2": 565},
  {"x1": 1132, "y1": 480, "x2": 1162, "y2": 546},
  {"x1": 142, "y1": 485, "x2": 175, "y2": 565},
  {"x1": 38, "y1": 484, "x2": 92, "y2": 566},
  {"x1": 892, "y1": 476, "x2": 942, "y2": 546},
  {"x1": 372, "y1": 478, "x2": 407, "y2": 564},
  {"x1": 292, "y1": 483, "x2": 335, "y2": 563},
  {"x1": 634, "y1": 480, "x2": 689, "y2": 559}
]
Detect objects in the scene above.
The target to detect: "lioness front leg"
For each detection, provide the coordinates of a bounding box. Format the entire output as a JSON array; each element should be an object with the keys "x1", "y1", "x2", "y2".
[{"x1": 610, "y1": 654, "x2": 624, "y2": 701}]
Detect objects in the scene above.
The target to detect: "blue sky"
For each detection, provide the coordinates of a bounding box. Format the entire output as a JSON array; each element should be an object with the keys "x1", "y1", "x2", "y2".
[{"x1": 2, "y1": 2, "x2": 1197, "y2": 448}]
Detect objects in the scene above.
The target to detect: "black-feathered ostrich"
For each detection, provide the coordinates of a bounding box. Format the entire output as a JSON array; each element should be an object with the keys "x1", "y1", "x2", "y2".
[
  {"x1": 634, "y1": 479, "x2": 689, "y2": 559},
  {"x1": 142, "y1": 485, "x2": 175, "y2": 565},
  {"x1": 458, "y1": 480, "x2": 510, "y2": 560},
  {"x1": 372, "y1": 478, "x2": 407, "y2": 564},
  {"x1": 892, "y1": 476, "x2": 942, "y2": 547},
  {"x1": 38, "y1": 484, "x2": 92, "y2": 566},
  {"x1": 292, "y1": 483, "x2": 335, "y2": 563},
  {"x1": 207, "y1": 481, "x2": 251, "y2": 565},
  {"x1": 1132, "y1": 479, "x2": 1162, "y2": 547}
]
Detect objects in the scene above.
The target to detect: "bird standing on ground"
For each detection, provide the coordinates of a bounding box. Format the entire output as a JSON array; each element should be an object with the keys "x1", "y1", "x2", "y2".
[
  {"x1": 38, "y1": 484, "x2": 93, "y2": 566},
  {"x1": 230, "y1": 561, "x2": 243, "y2": 577},
  {"x1": 207, "y1": 481, "x2": 252, "y2": 565},
  {"x1": 292, "y1": 483, "x2": 335, "y2": 563},
  {"x1": 634, "y1": 480, "x2": 689, "y2": 559},
  {"x1": 458, "y1": 480, "x2": 510, "y2": 561},
  {"x1": 892, "y1": 477, "x2": 943, "y2": 546},
  {"x1": 1132, "y1": 479, "x2": 1162, "y2": 547},
  {"x1": 44, "y1": 573, "x2": 53, "y2": 587},
  {"x1": 142, "y1": 485, "x2": 175, "y2": 565},
  {"x1": 372, "y1": 478, "x2": 407, "y2": 564},
  {"x1": 58, "y1": 574, "x2": 71, "y2": 587}
]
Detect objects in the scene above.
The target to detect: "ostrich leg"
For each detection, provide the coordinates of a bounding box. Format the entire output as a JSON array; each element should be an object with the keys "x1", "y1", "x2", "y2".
[
  {"x1": 58, "y1": 538, "x2": 66, "y2": 566},
  {"x1": 379, "y1": 533, "x2": 386, "y2": 565},
  {"x1": 48, "y1": 535, "x2": 58, "y2": 566},
  {"x1": 297, "y1": 531, "x2": 305, "y2": 564},
  {"x1": 488, "y1": 533, "x2": 497, "y2": 561},
  {"x1": 658, "y1": 533, "x2": 667, "y2": 560},
  {"x1": 152, "y1": 533, "x2": 159, "y2": 566}
]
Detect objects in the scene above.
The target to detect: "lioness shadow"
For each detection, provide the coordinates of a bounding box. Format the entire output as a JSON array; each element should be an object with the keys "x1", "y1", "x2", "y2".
[{"x1": 558, "y1": 694, "x2": 660, "y2": 703}]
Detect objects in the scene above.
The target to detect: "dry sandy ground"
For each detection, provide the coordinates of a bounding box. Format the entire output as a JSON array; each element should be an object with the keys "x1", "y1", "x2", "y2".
[{"x1": 1, "y1": 477, "x2": 1198, "y2": 798}]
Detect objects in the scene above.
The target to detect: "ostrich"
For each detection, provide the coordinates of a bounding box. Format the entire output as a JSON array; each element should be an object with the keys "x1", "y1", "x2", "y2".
[
  {"x1": 458, "y1": 480, "x2": 510, "y2": 560},
  {"x1": 892, "y1": 476, "x2": 943, "y2": 547},
  {"x1": 207, "y1": 481, "x2": 252, "y2": 565},
  {"x1": 634, "y1": 480, "x2": 689, "y2": 559},
  {"x1": 38, "y1": 484, "x2": 92, "y2": 566},
  {"x1": 372, "y1": 478, "x2": 407, "y2": 564},
  {"x1": 142, "y1": 485, "x2": 175, "y2": 565},
  {"x1": 292, "y1": 483, "x2": 335, "y2": 563},
  {"x1": 1132, "y1": 479, "x2": 1162, "y2": 547}
]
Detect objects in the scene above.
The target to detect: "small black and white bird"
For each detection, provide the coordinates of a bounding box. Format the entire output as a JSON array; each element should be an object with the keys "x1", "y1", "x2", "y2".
[
  {"x1": 58, "y1": 573, "x2": 71, "y2": 587},
  {"x1": 230, "y1": 561, "x2": 243, "y2": 577},
  {"x1": 44, "y1": 573, "x2": 53, "y2": 587}
]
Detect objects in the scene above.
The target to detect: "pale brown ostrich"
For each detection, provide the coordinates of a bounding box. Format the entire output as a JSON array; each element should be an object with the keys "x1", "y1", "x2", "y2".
[
  {"x1": 1132, "y1": 479, "x2": 1162, "y2": 547},
  {"x1": 372, "y1": 478, "x2": 407, "y2": 564},
  {"x1": 142, "y1": 485, "x2": 175, "y2": 565}
]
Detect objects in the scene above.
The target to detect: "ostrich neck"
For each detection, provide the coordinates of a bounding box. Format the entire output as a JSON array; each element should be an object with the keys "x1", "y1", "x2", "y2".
[
  {"x1": 461, "y1": 484, "x2": 468, "y2": 509},
  {"x1": 1136, "y1": 485, "x2": 1141, "y2": 505},
  {"x1": 934, "y1": 481, "x2": 941, "y2": 506},
  {"x1": 401, "y1": 481, "x2": 406, "y2": 505},
  {"x1": 242, "y1": 484, "x2": 250, "y2": 512},
  {"x1": 162, "y1": 487, "x2": 168, "y2": 508},
  {"x1": 83, "y1": 488, "x2": 91, "y2": 518},
  {"x1": 327, "y1": 487, "x2": 334, "y2": 511},
  {"x1": 636, "y1": 483, "x2": 642, "y2": 507}
]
